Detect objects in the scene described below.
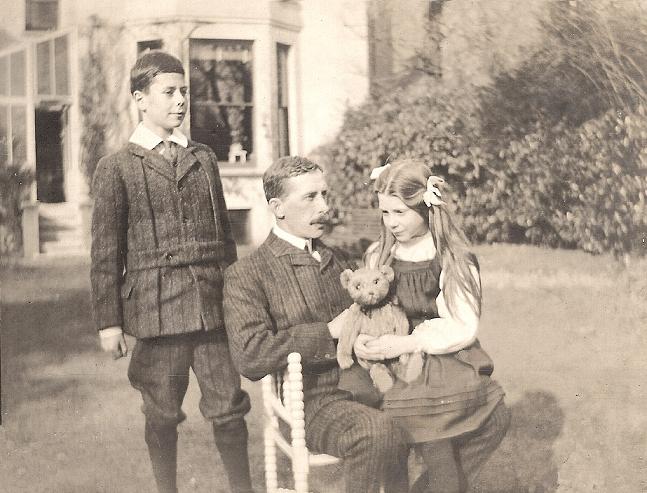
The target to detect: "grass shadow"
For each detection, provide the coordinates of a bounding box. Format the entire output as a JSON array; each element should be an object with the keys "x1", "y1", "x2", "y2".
[
  {"x1": 474, "y1": 391, "x2": 565, "y2": 493},
  {"x1": 1, "y1": 286, "x2": 97, "y2": 413}
]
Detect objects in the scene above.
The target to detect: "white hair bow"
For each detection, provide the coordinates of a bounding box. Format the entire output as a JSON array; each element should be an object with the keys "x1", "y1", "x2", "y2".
[
  {"x1": 370, "y1": 163, "x2": 391, "y2": 180},
  {"x1": 422, "y1": 176, "x2": 446, "y2": 207}
]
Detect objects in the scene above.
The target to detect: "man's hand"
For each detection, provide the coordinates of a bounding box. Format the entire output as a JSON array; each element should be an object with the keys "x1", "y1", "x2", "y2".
[
  {"x1": 99, "y1": 326, "x2": 128, "y2": 359},
  {"x1": 328, "y1": 308, "x2": 350, "y2": 339},
  {"x1": 354, "y1": 334, "x2": 385, "y2": 361}
]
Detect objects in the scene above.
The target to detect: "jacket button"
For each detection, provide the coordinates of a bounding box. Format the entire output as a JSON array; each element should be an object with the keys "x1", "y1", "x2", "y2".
[
  {"x1": 165, "y1": 252, "x2": 173, "y2": 261},
  {"x1": 324, "y1": 353, "x2": 332, "y2": 359}
]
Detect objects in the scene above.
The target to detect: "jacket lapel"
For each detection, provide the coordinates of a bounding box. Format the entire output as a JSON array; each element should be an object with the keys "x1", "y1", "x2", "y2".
[
  {"x1": 266, "y1": 233, "x2": 330, "y2": 321},
  {"x1": 175, "y1": 145, "x2": 199, "y2": 183},
  {"x1": 130, "y1": 144, "x2": 175, "y2": 181},
  {"x1": 317, "y1": 242, "x2": 334, "y2": 273}
]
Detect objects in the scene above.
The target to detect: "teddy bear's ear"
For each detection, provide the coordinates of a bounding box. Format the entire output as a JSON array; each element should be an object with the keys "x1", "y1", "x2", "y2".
[
  {"x1": 340, "y1": 269, "x2": 354, "y2": 288},
  {"x1": 379, "y1": 264, "x2": 395, "y2": 282}
]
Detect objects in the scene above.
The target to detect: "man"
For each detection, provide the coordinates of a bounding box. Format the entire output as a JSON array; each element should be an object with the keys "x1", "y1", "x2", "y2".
[{"x1": 223, "y1": 156, "x2": 409, "y2": 493}]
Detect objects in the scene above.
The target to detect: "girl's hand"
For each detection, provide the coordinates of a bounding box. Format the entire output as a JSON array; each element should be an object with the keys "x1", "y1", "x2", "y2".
[
  {"x1": 354, "y1": 334, "x2": 385, "y2": 361},
  {"x1": 365, "y1": 334, "x2": 417, "y2": 359}
]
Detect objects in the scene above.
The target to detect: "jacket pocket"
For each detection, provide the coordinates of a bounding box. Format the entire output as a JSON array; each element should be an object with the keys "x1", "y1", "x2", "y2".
[{"x1": 120, "y1": 277, "x2": 135, "y2": 299}]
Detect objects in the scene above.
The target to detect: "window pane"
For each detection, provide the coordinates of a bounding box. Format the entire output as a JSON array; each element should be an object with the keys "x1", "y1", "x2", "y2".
[
  {"x1": 0, "y1": 106, "x2": 8, "y2": 163},
  {"x1": 26, "y1": 0, "x2": 58, "y2": 31},
  {"x1": 10, "y1": 51, "x2": 26, "y2": 96},
  {"x1": 276, "y1": 44, "x2": 290, "y2": 157},
  {"x1": 190, "y1": 39, "x2": 254, "y2": 162},
  {"x1": 55, "y1": 36, "x2": 69, "y2": 95},
  {"x1": 37, "y1": 41, "x2": 52, "y2": 95},
  {"x1": 277, "y1": 44, "x2": 289, "y2": 107},
  {"x1": 11, "y1": 105, "x2": 27, "y2": 165},
  {"x1": 0, "y1": 57, "x2": 7, "y2": 95}
]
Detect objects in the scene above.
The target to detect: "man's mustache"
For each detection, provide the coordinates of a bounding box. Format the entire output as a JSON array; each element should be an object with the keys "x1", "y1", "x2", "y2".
[{"x1": 310, "y1": 214, "x2": 330, "y2": 225}]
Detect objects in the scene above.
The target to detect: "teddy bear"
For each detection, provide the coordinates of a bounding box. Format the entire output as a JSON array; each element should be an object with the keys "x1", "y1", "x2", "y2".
[{"x1": 337, "y1": 264, "x2": 424, "y2": 393}]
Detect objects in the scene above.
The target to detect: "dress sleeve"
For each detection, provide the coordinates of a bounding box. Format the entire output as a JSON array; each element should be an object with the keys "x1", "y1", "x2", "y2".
[{"x1": 410, "y1": 264, "x2": 480, "y2": 354}]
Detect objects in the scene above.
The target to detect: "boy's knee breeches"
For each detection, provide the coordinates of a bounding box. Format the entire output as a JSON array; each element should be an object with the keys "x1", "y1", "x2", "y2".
[{"x1": 127, "y1": 330, "x2": 250, "y2": 427}]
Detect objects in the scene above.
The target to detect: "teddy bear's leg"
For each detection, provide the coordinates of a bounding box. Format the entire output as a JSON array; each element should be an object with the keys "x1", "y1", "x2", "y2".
[
  {"x1": 369, "y1": 363, "x2": 395, "y2": 393},
  {"x1": 394, "y1": 352, "x2": 425, "y2": 383}
]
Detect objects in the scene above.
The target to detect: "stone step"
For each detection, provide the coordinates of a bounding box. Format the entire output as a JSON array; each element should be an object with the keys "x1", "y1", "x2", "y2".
[
  {"x1": 38, "y1": 203, "x2": 87, "y2": 255},
  {"x1": 41, "y1": 239, "x2": 87, "y2": 255}
]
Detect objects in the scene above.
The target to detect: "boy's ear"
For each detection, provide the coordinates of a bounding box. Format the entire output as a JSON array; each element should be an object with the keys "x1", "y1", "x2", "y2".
[
  {"x1": 379, "y1": 264, "x2": 395, "y2": 282},
  {"x1": 340, "y1": 269, "x2": 354, "y2": 289},
  {"x1": 268, "y1": 197, "x2": 285, "y2": 220}
]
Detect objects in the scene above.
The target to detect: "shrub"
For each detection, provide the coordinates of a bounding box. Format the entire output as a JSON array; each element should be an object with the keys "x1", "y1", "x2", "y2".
[
  {"x1": 0, "y1": 163, "x2": 34, "y2": 256},
  {"x1": 323, "y1": 80, "x2": 487, "y2": 220},
  {"x1": 479, "y1": 1, "x2": 647, "y2": 141},
  {"x1": 323, "y1": 1, "x2": 647, "y2": 259},
  {"x1": 461, "y1": 108, "x2": 647, "y2": 258}
]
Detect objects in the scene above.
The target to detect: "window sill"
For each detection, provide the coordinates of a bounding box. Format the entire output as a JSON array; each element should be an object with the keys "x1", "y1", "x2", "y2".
[{"x1": 218, "y1": 161, "x2": 264, "y2": 177}]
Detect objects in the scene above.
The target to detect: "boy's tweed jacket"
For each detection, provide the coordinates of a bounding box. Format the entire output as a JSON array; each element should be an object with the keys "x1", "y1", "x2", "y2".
[
  {"x1": 223, "y1": 233, "x2": 356, "y2": 400},
  {"x1": 91, "y1": 141, "x2": 237, "y2": 339}
]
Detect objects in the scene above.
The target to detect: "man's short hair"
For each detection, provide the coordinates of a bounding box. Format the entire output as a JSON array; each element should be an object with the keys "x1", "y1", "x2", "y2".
[
  {"x1": 263, "y1": 156, "x2": 322, "y2": 201},
  {"x1": 130, "y1": 50, "x2": 185, "y2": 94}
]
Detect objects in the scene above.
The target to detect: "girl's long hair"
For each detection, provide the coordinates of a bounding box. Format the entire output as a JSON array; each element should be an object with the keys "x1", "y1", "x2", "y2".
[{"x1": 371, "y1": 159, "x2": 481, "y2": 318}]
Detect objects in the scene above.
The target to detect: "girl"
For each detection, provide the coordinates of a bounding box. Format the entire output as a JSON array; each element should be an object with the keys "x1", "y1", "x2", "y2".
[{"x1": 356, "y1": 159, "x2": 511, "y2": 493}]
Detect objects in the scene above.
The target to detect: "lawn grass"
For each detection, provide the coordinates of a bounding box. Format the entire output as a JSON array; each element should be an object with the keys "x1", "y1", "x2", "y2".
[{"x1": 1, "y1": 244, "x2": 645, "y2": 492}]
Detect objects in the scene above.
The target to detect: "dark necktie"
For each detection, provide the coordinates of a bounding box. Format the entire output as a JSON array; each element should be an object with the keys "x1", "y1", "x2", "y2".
[
  {"x1": 162, "y1": 140, "x2": 178, "y2": 166},
  {"x1": 305, "y1": 240, "x2": 321, "y2": 262}
]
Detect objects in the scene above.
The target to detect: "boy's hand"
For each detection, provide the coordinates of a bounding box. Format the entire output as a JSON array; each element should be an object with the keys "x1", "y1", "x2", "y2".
[{"x1": 99, "y1": 326, "x2": 128, "y2": 359}]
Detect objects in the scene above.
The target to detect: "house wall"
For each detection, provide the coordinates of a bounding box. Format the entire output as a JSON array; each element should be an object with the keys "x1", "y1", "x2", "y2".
[
  {"x1": 297, "y1": 0, "x2": 370, "y2": 154},
  {"x1": 440, "y1": 0, "x2": 548, "y2": 89}
]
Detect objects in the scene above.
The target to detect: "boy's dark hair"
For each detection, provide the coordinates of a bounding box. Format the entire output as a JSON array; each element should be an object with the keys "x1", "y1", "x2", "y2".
[
  {"x1": 263, "y1": 156, "x2": 322, "y2": 201},
  {"x1": 130, "y1": 50, "x2": 185, "y2": 94}
]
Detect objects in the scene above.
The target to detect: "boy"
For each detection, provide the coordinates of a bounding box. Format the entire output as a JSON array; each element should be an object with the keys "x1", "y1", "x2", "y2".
[{"x1": 90, "y1": 50, "x2": 253, "y2": 493}]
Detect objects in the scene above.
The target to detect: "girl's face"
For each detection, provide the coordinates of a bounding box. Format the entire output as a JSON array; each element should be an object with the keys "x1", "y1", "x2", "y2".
[{"x1": 378, "y1": 193, "x2": 428, "y2": 243}]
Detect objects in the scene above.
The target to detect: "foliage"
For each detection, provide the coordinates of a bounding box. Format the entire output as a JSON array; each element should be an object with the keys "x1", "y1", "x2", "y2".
[
  {"x1": 79, "y1": 16, "x2": 130, "y2": 193},
  {"x1": 479, "y1": 1, "x2": 647, "y2": 140},
  {"x1": 0, "y1": 162, "x2": 34, "y2": 255},
  {"x1": 323, "y1": 1, "x2": 647, "y2": 259},
  {"x1": 462, "y1": 108, "x2": 647, "y2": 258},
  {"x1": 323, "y1": 81, "x2": 487, "y2": 220}
]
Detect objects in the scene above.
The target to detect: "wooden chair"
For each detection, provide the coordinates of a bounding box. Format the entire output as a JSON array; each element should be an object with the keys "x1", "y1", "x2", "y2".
[{"x1": 261, "y1": 352, "x2": 340, "y2": 493}]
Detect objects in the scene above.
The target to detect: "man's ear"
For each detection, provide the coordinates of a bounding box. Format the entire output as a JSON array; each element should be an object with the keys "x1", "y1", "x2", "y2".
[
  {"x1": 379, "y1": 264, "x2": 395, "y2": 282},
  {"x1": 268, "y1": 197, "x2": 286, "y2": 220},
  {"x1": 340, "y1": 269, "x2": 354, "y2": 289}
]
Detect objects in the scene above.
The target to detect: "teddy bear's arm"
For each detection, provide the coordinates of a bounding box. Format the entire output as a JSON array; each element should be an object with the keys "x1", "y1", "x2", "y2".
[
  {"x1": 337, "y1": 310, "x2": 363, "y2": 369},
  {"x1": 392, "y1": 306, "x2": 410, "y2": 336}
]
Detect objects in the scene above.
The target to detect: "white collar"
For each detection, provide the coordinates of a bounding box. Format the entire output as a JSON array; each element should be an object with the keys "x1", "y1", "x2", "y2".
[
  {"x1": 129, "y1": 122, "x2": 188, "y2": 150},
  {"x1": 272, "y1": 225, "x2": 313, "y2": 252},
  {"x1": 393, "y1": 232, "x2": 437, "y2": 262}
]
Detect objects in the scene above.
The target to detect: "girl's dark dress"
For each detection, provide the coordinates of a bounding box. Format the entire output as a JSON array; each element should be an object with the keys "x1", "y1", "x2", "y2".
[{"x1": 381, "y1": 256, "x2": 505, "y2": 443}]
